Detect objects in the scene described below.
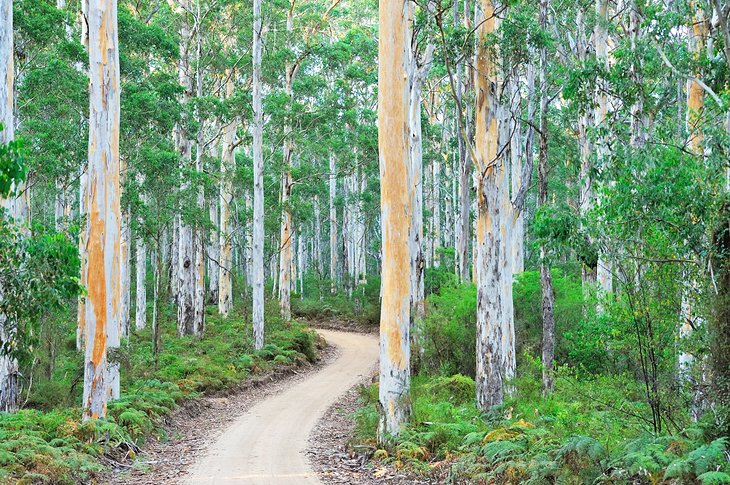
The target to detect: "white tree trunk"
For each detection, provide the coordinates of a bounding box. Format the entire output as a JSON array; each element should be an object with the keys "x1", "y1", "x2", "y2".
[
  {"x1": 173, "y1": 1, "x2": 202, "y2": 336},
  {"x1": 0, "y1": 0, "x2": 20, "y2": 413},
  {"x1": 252, "y1": 0, "x2": 265, "y2": 350},
  {"x1": 219, "y1": 73, "x2": 236, "y2": 317},
  {"x1": 408, "y1": 43, "x2": 434, "y2": 345},
  {"x1": 120, "y1": 208, "x2": 131, "y2": 337},
  {"x1": 474, "y1": 0, "x2": 514, "y2": 410},
  {"x1": 135, "y1": 235, "x2": 147, "y2": 331},
  {"x1": 208, "y1": 183, "x2": 219, "y2": 304},
  {"x1": 329, "y1": 152, "x2": 338, "y2": 293},
  {"x1": 314, "y1": 194, "x2": 323, "y2": 281},
  {"x1": 377, "y1": 0, "x2": 412, "y2": 441},
  {"x1": 594, "y1": 0, "x2": 613, "y2": 297},
  {"x1": 509, "y1": 76, "x2": 524, "y2": 274},
  {"x1": 82, "y1": 0, "x2": 121, "y2": 420}
]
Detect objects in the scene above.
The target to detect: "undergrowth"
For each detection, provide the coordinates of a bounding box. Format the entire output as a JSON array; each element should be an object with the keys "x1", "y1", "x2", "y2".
[
  {"x1": 354, "y1": 373, "x2": 730, "y2": 484},
  {"x1": 0, "y1": 303, "x2": 319, "y2": 484}
]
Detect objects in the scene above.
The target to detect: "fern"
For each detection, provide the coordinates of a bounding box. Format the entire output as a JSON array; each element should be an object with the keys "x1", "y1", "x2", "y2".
[
  {"x1": 698, "y1": 471, "x2": 730, "y2": 485},
  {"x1": 556, "y1": 435, "x2": 607, "y2": 463},
  {"x1": 480, "y1": 440, "x2": 525, "y2": 465},
  {"x1": 688, "y1": 438, "x2": 728, "y2": 476}
]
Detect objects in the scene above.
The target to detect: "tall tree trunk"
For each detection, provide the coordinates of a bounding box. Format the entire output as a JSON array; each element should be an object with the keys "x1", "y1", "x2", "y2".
[
  {"x1": 679, "y1": 3, "x2": 707, "y2": 382},
  {"x1": 120, "y1": 208, "x2": 131, "y2": 338},
  {"x1": 314, "y1": 194, "x2": 323, "y2": 282},
  {"x1": 377, "y1": 0, "x2": 411, "y2": 441},
  {"x1": 408, "y1": 42, "x2": 434, "y2": 366},
  {"x1": 594, "y1": 0, "x2": 613, "y2": 297},
  {"x1": 577, "y1": 9, "x2": 596, "y2": 289},
  {"x1": 538, "y1": 0, "x2": 555, "y2": 396},
  {"x1": 81, "y1": 0, "x2": 121, "y2": 420},
  {"x1": 219, "y1": 72, "x2": 236, "y2": 317},
  {"x1": 174, "y1": 1, "x2": 198, "y2": 337},
  {"x1": 135, "y1": 231, "x2": 147, "y2": 331},
  {"x1": 329, "y1": 152, "x2": 338, "y2": 293},
  {"x1": 192, "y1": 0, "x2": 205, "y2": 336},
  {"x1": 208, "y1": 180, "x2": 219, "y2": 304},
  {"x1": 474, "y1": 0, "x2": 514, "y2": 410},
  {"x1": 0, "y1": 0, "x2": 21, "y2": 413},
  {"x1": 252, "y1": 0, "x2": 265, "y2": 350},
  {"x1": 455, "y1": 0, "x2": 471, "y2": 283},
  {"x1": 509, "y1": 75, "x2": 525, "y2": 274}
]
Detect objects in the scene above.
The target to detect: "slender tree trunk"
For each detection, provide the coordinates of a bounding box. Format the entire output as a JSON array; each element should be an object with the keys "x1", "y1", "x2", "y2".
[
  {"x1": 538, "y1": 0, "x2": 555, "y2": 396},
  {"x1": 219, "y1": 72, "x2": 236, "y2": 317},
  {"x1": 594, "y1": 0, "x2": 613, "y2": 297},
  {"x1": 455, "y1": 0, "x2": 471, "y2": 283},
  {"x1": 509, "y1": 75, "x2": 524, "y2": 274},
  {"x1": 135, "y1": 232, "x2": 147, "y2": 331},
  {"x1": 174, "y1": 1, "x2": 198, "y2": 336},
  {"x1": 120, "y1": 208, "x2": 131, "y2": 337},
  {"x1": 208, "y1": 182, "x2": 219, "y2": 304},
  {"x1": 679, "y1": 4, "x2": 707, "y2": 383},
  {"x1": 252, "y1": 0, "x2": 265, "y2": 350},
  {"x1": 432, "y1": 127, "x2": 443, "y2": 268},
  {"x1": 192, "y1": 0, "x2": 205, "y2": 336},
  {"x1": 314, "y1": 194, "x2": 323, "y2": 282},
  {"x1": 329, "y1": 152, "x2": 338, "y2": 293},
  {"x1": 377, "y1": 0, "x2": 411, "y2": 441},
  {"x1": 81, "y1": 0, "x2": 121, "y2": 420},
  {"x1": 408, "y1": 42, "x2": 434, "y2": 366},
  {"x1": 577, "y1": 10, "x2": 596, "y2": 289}
]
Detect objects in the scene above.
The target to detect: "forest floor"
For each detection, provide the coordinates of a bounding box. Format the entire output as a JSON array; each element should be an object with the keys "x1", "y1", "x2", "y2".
[{"x1": 171, "y1": 329, "x2": 379, "y2": 485}]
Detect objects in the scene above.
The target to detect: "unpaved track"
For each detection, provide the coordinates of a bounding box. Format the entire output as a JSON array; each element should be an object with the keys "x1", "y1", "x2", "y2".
[{"x1": 185, "y1": 329, "x2": 378, "y2": 485}]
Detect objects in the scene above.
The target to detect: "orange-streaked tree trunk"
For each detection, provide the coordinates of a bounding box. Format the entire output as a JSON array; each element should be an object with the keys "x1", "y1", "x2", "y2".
[
  {"x1": 82, "y1": 0, "x2": 121, "y2": 420},
  {"x1": 377, "y1": 0, "x2": 412, "y2": 442},
  {"x1": 679, "y1": 3, "x2": 707, "y2": 380}
]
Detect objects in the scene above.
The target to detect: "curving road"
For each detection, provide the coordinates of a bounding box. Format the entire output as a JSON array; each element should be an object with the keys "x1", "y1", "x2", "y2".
[{"x1": 185, "y1": 329, "x2": 378, "y2": 485}]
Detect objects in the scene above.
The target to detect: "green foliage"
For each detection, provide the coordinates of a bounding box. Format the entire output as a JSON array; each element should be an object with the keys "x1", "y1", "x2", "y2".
[
  {"x1": 355, "y1": 374, "x2": 730, "y2": 484},
  {"x1": 0, "y1": 305, "x2": 319, "y2": 483}
]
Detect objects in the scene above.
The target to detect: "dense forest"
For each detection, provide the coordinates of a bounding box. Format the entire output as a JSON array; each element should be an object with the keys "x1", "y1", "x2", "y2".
[{"x1": 0, "y1": 0, "x2": 729, "y2": 483}]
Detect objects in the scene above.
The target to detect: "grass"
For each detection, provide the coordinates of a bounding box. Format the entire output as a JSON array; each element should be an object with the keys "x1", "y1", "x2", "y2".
[{"x1": 0, "y1": 301, "x2": 320, "y2": 484}]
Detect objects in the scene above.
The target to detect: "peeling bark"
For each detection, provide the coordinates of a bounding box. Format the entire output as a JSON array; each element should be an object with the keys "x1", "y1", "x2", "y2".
[
  {"x1": 474, "y1": 0, "x2": 514, "y2": 410},
  {"x1": 82, "y1": 0, "x2": 121, "y2": 420},
  {"x1": 378, "y1": 0, "x2": 412, "y2": 441}
]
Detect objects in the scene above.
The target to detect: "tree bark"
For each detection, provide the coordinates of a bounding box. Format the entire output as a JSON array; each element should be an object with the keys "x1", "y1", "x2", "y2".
[
  {"x1": 252, "y1": 0, "x2": 265, "y2": 350},
  {"x1": 0, "y1": 0, "x2": 20, "y2": 413},
  {"x1": 408, "y1": 41, "x2": 434, "y2": 365},
  {"x1": 594, "y1": 0, "x2": 613, "y2": 297},
  {"x1": 474, "y1": 0, "x2": 514, "y2": 410},
  {"x1": 219, "y1": 72, "x2": 236, "y2": 317},
  {"x1": 135, "y1": 233, "x2": 147, "y2": 331},
  {"x1": 81, "y1": 0, "x2": 121, "y2": 420},
  {"x1": 538, "y1": 0, "x2": 555, "y2": 396},
  {"x1": 329, "y1": 152, "x2": 338, "y2": 293},
  {"x1": 377, "y1": 0, "x2": 412, "y2": 441}
]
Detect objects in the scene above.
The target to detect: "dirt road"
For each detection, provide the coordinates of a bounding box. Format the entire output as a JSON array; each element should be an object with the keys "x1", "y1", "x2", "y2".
[{"x1": 185, "y1": 329, "x2": 378, "y2": 485}]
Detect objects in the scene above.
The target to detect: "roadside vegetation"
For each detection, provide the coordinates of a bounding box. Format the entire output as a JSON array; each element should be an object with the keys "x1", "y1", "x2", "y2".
[
  {"x1": 349, "y1": 266, "x2": 730, "y2": 484},
  {"x1": 0, "y1": 301, "x2": 319, "y2": 484}
]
